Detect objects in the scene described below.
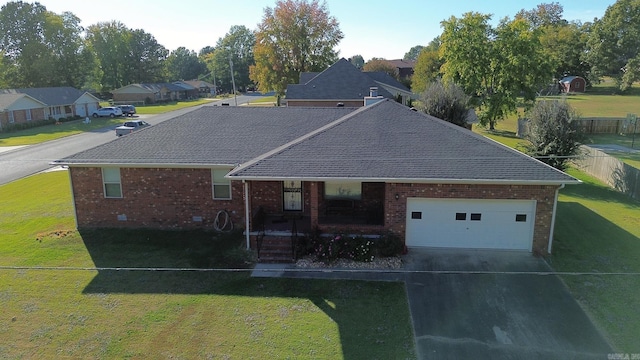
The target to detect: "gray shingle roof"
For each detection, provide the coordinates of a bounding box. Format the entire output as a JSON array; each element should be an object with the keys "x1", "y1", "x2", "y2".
[
  {"x1": 286, "y1": 58, "x2": 394, "y2": 100},
  {"x1": 58, "y1": 101, "x2": 577, "y2": 185},
  {"x1": 299, "y1": 72, "x2": 320, "y2": 84},
  {"x1": 57, "y1": 106, "x2": 354, "y2": 166},
  {"x1": 0, "y1": 87, "x2": 87, "y2": 106},
  {"x1": 228, "y1": 100, "x2": 577, "y2": 184},
  {"x1": 365, "y1": 71, "x2": 411, "y2": 92}
]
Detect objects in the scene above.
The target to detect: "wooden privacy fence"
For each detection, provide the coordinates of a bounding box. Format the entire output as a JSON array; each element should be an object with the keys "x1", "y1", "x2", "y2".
[
  {"x1": 518, "y1": 117, "x2": 639, "y2": 137},
  {"x1": 573, "y1": 145, "x2": 640, "y2": 201},
  {"x1": 575, "y1": 118, "x2": 639, "y2": 134}
]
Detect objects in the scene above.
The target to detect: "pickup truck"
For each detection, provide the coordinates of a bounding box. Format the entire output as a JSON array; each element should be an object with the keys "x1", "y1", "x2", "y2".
[{"x1": 115, "y1": 120, "x2": 150, "y2": 136}]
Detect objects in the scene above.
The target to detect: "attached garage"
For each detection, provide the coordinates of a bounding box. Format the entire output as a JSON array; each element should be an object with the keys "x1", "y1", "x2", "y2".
[{"x1": 406, "y1": 198, "x2": 536, "y2": 251}]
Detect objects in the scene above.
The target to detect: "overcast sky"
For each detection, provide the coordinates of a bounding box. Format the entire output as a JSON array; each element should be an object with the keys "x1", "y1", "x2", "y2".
[{"x1": 1, "y1": 0, "x2": 615, "y2": 60}]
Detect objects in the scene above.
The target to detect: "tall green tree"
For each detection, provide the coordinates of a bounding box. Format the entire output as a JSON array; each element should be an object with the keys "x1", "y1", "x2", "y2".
[
  {"x1": 441, "y1": 13, "x2": 550, "y2": 129},
  {"x1": 87, "y1": 22, "x2": 168, "y2": 90},
  {"x1": 586, "y1": 0, "x2": 640, "y2": 91},
  {"x1": 403, "y1": 45, "x2": 424, "y2": 61},
  {"x1": 412, "y1": 46, "x2": 443, "y2": 93},
  {"x1": 166, "y1": 47, "x2": 207, "y2": 81},
  {"x1": 348, "y1": 54, "x2": 364, "y2": 69},
  {"x1": 86, "y1": 21, "x2": 131, "y2": 90},
  {"x1": 0, "y1": 1, "x2": 92, "y2": 88},
  {"x1": 250, "y1": 0, "x2": 343, "y2": 94},
  {"x1": 206, "y1": 25, "x2": 255, "y2": 92},
  {"x1": 124, "y1": 29, "x2": 168, "y2": 84}
]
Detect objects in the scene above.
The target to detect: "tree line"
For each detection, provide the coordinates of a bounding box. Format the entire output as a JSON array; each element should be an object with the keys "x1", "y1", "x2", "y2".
[{"x1": 1, "y1": 0, "x2": 639, "y2": 109}]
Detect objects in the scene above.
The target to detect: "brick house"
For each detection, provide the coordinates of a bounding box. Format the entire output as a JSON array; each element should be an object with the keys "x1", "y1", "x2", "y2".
[
  {"x1": 55, "y1": 100, "x2": 578, "y2": 261},
  {"x1": 0, "y1": 87, "x2": 100, "y2": 126},
  {"x1": 286, "y1": 58, "x2": 414, "y2": 106},
  {"x1": 112, "y1": 82, "x2": 198, "y2": 104}
]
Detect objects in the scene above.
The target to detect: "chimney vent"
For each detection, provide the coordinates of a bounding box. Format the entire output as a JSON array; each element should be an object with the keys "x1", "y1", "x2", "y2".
[{"x1": 369, "y1": 87, "x2": 378, "y2": 97}]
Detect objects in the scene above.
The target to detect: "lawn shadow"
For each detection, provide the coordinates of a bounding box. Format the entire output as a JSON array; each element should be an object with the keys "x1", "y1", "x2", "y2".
[
  {"x1": 561, "y1": 175, "x2": 640, "y2": 208},
  {"x1": 79, "y1": 228, "x2": 414, "y2": 359},
  {"x1": 551, "y1": 201, "x2": 640, "y2": 273}
]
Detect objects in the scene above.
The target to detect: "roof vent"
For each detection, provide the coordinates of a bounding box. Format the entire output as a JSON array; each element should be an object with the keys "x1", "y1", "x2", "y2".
[
  {"x1": 336, "y1": 102, "x2": 344, "y2": 107},
  {"x1": 369, "y1": 87, "x2": 378, "y2": 97}
]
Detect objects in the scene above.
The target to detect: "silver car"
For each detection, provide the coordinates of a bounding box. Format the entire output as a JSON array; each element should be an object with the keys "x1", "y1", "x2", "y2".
[{"x1": 92, "y1": 107, "x2": 123, "y2": 118}]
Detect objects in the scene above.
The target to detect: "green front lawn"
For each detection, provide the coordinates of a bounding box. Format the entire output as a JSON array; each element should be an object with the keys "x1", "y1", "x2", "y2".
[
  {"x1": 134, "y1": 99, "x2": 213, "y2": 114},
  {"x1": 0, "y1": 118, "x2": 123, "y2": 146},
  {"x1": 0, "y1": 171, "x2": 415, "y2": 359}
]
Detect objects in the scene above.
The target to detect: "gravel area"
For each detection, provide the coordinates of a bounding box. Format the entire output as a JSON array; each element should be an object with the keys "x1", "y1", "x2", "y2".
[{"x1": 295, "y1": 255, "x2": 403, "y2": 270}]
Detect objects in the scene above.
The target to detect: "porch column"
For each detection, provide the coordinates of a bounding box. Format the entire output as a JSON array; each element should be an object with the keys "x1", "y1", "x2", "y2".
[{"x1": 310, "y1": 181, "x2": 319, "y2": 228}]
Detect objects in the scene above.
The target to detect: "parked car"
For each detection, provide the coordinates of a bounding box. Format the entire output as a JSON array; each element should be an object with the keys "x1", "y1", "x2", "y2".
[
  {"x1": 115, "y1": 120, "x2": 150, "y2": 136},
  {"x1": 117, "y1": 104, "x2": 137, "y2": 117},
  {"x1": 92, "y1": 107, "x2": 123, "y2": 118}
]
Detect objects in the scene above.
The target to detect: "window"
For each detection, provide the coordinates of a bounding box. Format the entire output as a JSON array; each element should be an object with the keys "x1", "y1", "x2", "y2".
[
  {"x1": 411, "y1": 211, "x2": 422, "y2": 219},
  {"x1": 102, "y1": 167, "x2": 122, "y2": 198},
  {"x1": 26, "y1": 109, "x2": 32, "y2": 121},
  {"x1": 324, "y1": 182, "x2": 361, "y2": 200},
  {"x1": 470, "y1": 213, "x2": 482, "y2": 221},
  {"x1": 515, "y1": 214, "x2": 527, "y2": 222},
  {"x1": 212, "y1": 168, "x2": 231, "y2": 199},
  {"x1": 8, "y1": 111, "x2": 14, "y2": 124},
  {"x1": 455, "y1": 212, "x2": 466, "y2": 221}
]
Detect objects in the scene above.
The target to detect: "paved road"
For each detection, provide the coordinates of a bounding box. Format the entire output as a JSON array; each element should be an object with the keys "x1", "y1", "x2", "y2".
[{"x1": 0, "y1": 94, "x2": 263, "y2": 185}]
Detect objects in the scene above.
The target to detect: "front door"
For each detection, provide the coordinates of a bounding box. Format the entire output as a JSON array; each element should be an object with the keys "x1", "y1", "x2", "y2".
[{"x1": 283, "y1": 180, "x2": 303, "y2": 211}]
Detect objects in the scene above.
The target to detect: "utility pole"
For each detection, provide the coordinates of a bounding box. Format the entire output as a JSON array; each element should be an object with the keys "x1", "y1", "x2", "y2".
[{"x1": 229, "y1": 55, "x2": 237, "y2": 106}]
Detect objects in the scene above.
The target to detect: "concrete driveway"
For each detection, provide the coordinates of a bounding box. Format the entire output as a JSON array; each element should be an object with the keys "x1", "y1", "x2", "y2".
[
  {"x1": 403, "y1": 249, "x2": 612, "y2": 359},
  {"x1": 253, "y1": 249, "x2": 613, "y2": 359}
]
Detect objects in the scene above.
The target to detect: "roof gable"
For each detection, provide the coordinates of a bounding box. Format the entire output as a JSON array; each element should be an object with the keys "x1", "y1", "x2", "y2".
[
  {"x1": 0, "y1": 93, "x2": 47, "y2": 110},
  {"x1": 0, "y1": 87, "x2": 85, "y2": 106},
  {"x1": 286, "y1": 58, "x2": 394, "y2": 100}
]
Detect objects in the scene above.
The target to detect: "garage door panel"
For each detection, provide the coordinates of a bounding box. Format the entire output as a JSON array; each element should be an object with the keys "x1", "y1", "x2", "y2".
[{"x1": 406, "y1": 198, "x2": 535, "y2": 251}]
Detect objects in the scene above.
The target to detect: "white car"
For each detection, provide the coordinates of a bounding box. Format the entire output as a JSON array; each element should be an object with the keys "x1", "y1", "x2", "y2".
[{"x1": 92, "y1": 107, "x2": 123, "y2": 118}]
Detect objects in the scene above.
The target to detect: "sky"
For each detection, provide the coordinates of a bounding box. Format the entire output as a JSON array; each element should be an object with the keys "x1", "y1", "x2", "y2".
[{"x1": 1, "y1": 0, "x2": 617, "y2": 60}]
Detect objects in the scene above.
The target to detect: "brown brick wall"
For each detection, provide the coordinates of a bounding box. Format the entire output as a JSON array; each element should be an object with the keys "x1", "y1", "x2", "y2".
[
  {"x1": 384, "y1": 183, "x2": 559, "y2": 255},
  {"x1": 71, "y1": 167, "x2": 245, "y2": 230}
]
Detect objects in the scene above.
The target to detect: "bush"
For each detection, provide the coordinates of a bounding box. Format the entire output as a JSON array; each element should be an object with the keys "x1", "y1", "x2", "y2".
[{"x1": 376, "y1": 232, "x2": 404, "y2": 257}]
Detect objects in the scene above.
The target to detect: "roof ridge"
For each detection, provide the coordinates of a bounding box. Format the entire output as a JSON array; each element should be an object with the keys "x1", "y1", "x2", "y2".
[{"x1": 227, "y1": 100, "x2": 388, "y2": 177}]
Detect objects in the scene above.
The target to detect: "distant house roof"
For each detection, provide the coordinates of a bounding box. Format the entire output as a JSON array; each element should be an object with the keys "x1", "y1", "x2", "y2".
[
  {"x1": 385, "y1": 59, "x2": 416, "y2": 70},
  {"x1": 0, "y1": 87, "x2": 94, "y2": 106},
  {"x1": 365, "y1": 71, "x2": 410, "y2": 92},
  {"x1": 184, "y1": 80, "x2": 215, "y2": 88},
  {"x1": 114, "y1": 82, "x2": 197, "y2": 94},
  {"x1": 56, "y1": 100, "x2": 578, "y2": 186},
  {"x1": 287, "y1": 58, "x2": 409, "y2": 100},
  {"x1": 0, "y1": 93, "x2": 45, "y2": 109}
]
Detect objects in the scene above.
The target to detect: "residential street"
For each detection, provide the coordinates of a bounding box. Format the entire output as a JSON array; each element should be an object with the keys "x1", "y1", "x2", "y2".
[{"x1": 0, "y1": 94, "x2": 262, "y2": 185}]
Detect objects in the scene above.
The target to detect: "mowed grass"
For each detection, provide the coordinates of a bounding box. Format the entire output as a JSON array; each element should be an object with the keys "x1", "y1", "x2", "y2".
[
  {"x1": 247, "y1": 95, "x2": 278, "y2": 106},
  {"x1": 550, "y1": 169, "x2": 640, "y2": 352},
  {"x1": 0, "y1": 172, "x2": 415, "y2": 359},
  {"x1": 0, "y1": 118, "x2": 123, "y2": 146},
  {"x1": 134, "y1": 99, "x2": 214, "y2": 114}
]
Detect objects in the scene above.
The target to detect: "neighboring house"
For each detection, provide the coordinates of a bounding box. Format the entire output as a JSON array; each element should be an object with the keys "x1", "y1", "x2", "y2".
[
  {"x1": 559, "y1": 76, "x2": 586, "y2": 93},
  {"x1": 184, "y1": 80, "x2": 217, "y2": 96},
  {"x1": 0, "y1": 93, "x2": 47, "y2": 130},
  {"x1": 385, "y1": 59, "x2": 416, "y2": 79},
  {"x1": 55, "y1": 99, "x2": 579, "y2": 261},
  {"x1": 286, "y1": 58, "x2": 414, "y2": 106},
  {"x1": 112, "y1": 82, "x2": 198, "y2": 104},
  {"x1": 0, "y1": 87, "x2": 100, "y2": 123}
]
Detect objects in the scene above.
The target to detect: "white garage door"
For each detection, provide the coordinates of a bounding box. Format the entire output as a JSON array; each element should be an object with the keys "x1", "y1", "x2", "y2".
[{"x1": 406, "y1": 198, "x2": 536, "y2": 251}]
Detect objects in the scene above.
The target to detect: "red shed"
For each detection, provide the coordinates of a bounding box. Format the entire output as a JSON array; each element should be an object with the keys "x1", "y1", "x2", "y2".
[{"x1": 559, "y1": 76, "x2": 586, "y2": 93}]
